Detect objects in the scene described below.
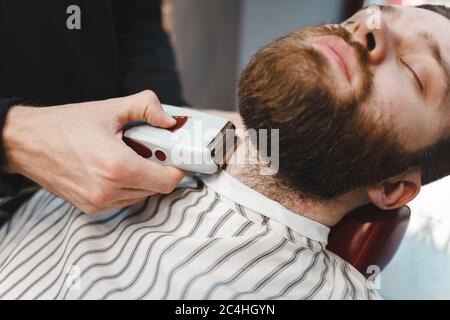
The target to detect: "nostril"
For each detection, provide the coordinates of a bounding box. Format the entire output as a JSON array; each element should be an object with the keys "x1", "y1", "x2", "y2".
[{"x1": 367, "y1": 32, "x2": 376, "y2": 51}]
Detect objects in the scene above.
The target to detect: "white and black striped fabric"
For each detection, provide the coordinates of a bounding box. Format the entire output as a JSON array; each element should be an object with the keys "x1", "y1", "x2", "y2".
[{"x1": 0, "y1": 171, "x2": 381, "y2": 300}]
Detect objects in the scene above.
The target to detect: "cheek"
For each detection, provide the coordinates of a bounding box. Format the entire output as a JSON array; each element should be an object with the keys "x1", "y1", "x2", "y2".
[
  {"x1": 365, "y1": 65, "x2": 413, "y2": 122},
  {"x1": 362, "y1": 66, "x2": 439, "y2": 150}
]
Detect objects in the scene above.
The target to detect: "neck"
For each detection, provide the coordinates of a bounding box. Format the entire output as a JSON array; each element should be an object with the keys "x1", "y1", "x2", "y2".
[{"x1": 225, "y1": 134, "x2": 368, "y2": 227}]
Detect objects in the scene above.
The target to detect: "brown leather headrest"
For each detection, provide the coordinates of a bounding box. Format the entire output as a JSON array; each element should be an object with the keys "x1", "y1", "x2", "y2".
[{"x1": 327, "y1": 205, "x2": 411, "y2": 277}]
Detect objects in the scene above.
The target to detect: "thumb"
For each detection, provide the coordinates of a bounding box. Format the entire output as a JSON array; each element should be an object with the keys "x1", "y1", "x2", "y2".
[{"x1": 117, "y1": 90, "x2": 176, "y2": 128}]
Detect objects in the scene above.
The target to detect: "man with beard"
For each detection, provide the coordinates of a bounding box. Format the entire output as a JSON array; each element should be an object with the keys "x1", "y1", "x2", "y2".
[{"x1": 1, "y1": 4, "x2": 450, "y2": 300}]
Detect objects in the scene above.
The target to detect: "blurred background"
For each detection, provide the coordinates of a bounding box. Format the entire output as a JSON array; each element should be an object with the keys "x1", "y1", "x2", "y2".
[{"x1": 162, "y1": 0, "x2": 450, "y2": 300}]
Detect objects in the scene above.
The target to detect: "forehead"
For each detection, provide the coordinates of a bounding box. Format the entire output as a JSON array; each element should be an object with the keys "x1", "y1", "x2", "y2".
[
  {"x1": 399, "y1": 6, "x2": 450, "y2": 38},
  {"x1": 360, "y1": 5, "x2": 450, "y2": 48}
]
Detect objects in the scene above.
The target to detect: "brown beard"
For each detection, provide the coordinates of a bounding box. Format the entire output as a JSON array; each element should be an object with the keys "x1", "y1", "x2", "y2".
[{"x1": 238, "y1": 24, "x2": 450, "y2": 200}]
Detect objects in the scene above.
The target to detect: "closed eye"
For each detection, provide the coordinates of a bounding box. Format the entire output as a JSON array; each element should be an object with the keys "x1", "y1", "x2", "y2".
[{"x1": 399, "y1": 57, "x2": 423, "y2": 92}]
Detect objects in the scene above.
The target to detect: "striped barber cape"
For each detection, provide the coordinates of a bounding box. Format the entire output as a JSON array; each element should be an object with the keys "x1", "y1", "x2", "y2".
[{"x1": 0, "y1": 170, "x2": 381, "y2": 300}]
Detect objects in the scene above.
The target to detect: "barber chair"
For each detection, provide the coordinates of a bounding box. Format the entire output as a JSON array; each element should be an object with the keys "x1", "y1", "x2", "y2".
[{"x1": 327, "y1": 205, "x2": 411, "y2": 278}]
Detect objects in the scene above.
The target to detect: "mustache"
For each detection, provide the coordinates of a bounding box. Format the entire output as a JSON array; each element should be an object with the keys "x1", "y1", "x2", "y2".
[
  {"x1": 306, "y1": 25, "x2": 370, "y2": 69},
  {"x1": 301, "y1": 24, "x2": 374, "y2": 100}
]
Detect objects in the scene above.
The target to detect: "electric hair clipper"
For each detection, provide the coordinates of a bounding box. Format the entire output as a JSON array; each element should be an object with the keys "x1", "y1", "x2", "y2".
[{"x1": 123, "y1": 105, "x2": 237, "y2": 174}]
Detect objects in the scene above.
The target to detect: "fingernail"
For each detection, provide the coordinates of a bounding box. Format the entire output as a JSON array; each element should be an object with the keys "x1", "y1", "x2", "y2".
[{"x1": 163, "y1": 112, "x2": 176, "y2": 124}]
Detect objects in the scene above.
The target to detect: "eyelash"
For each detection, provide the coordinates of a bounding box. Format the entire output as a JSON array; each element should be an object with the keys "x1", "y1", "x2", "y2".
[{"x1": 399, "y1": 57, "x2": 424, "y2": 92}]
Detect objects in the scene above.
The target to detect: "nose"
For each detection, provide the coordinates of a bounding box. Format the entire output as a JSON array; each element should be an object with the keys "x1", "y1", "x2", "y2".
[{"x1": 344, "y1": 17, "x2": 389, "y2": 65}]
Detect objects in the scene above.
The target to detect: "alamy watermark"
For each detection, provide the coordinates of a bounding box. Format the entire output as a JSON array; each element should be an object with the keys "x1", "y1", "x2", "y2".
[
  {"x1": 65, "y1": 265, "x2": 82, "y2": 292},
  {"x1": 66, "y1": 5, "x2": 81, "y2": 30},
  {"x1": 166, "y1": 119, "x2": 280, "y2": 176},
  {"x1": 367, "y1": 265, "x2": 382, "y2": 290}
]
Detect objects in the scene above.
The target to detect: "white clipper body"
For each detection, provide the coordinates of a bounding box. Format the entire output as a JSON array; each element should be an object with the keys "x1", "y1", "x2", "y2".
[{"x1": 123, "y1": 105, "x2": 237, "y2": 174}]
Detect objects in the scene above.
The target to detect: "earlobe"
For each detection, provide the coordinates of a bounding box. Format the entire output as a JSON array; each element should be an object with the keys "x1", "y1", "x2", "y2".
[{"x1": 367, "y1": 170, "x2": 421, "y2": 210}]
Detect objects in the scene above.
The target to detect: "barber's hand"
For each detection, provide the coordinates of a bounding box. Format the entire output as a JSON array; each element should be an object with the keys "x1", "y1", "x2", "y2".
[{"x1": 2, "y1": 90, "x2": 185, "y2": 214}]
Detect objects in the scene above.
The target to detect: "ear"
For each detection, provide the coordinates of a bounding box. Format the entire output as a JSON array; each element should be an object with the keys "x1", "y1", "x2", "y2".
[{"x1": 367, "y1": 170, "x2": 421, "y2": 210}]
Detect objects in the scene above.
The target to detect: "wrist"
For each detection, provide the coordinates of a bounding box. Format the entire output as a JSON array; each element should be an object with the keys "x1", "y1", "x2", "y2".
[{"x1": 2, "y1": 106, "x2": 37, "y2": 174}]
